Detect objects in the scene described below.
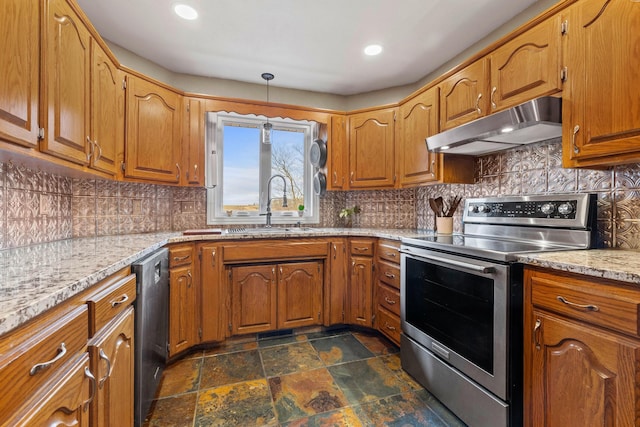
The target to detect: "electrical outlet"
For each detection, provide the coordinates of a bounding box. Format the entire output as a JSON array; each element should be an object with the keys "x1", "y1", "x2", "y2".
[
  {"x1": 377, "y1": 202, "x2": 385, "y2": 213},
  {"x1": 132, "y1": 199, "x2": 143, "y2": 215},
  {"x1": 181, "y1": 201, "x2": 195, "y2": 213}
]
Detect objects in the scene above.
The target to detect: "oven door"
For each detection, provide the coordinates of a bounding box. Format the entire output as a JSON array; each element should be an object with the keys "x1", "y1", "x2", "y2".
[{"x1": 401, "y1": 245, "x2": 510, "y2": 400}]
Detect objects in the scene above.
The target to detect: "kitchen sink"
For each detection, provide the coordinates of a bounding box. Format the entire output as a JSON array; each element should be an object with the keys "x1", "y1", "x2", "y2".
[{"x1": 226, "y1": 227, "x2": 316, "y2": 234}]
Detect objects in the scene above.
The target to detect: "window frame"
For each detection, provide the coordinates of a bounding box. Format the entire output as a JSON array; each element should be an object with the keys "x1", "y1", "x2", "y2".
[{"x1": 205, "y1": 112, "x2": 319, "y2": 226}]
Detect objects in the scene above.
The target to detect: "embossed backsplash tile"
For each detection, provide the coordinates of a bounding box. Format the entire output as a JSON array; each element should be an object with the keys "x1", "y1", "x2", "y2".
[{"x1": 1, "y1": 139, "x2": 640, "y2": 249}]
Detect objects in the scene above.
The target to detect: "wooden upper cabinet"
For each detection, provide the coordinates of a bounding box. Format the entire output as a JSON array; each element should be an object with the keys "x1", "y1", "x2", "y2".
[
  {"x1": 182, "y1": 97, "x2": 205, "y2": 186},
  {"x1": 397, "y1": 87, "x2": 439, "y2": 186},
  {"x1": 42, "y1": 0, "x2": 91, "y2": 165},
  {"x1": 439, "y1": 58, "x2": 489, "y2": 131},
  {"x1": 562, "y1": 0, "x2": 640, "y2": 167},
  {"x1": 348, "y1": 107, "x2": 396, "y2": 189},
  {"x1": 327, "y1": 114, "x2": 348, "y2": 190},
  {"x1": 0, "y1": 0, "x2": 40, "y2": 147},
  {"x1": 489, "y1": 15, "x2": 562, "y2": 112},
  {"x1": 90, "y1": 40, "x2": 124, "y2": 176},
  {"x1": 125, "y1": 75, "x2": 181, "y2": 183}
]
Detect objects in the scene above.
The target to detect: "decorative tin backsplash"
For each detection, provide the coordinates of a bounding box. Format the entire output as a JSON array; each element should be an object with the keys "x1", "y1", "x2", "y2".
[{"x1": 0, "y1": 139, "x2": 638, "y2": 249}]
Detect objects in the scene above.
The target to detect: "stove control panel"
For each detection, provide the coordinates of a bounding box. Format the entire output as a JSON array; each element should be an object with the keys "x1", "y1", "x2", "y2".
[{"x1": 466, "y1": 199, "x2": 578, "y2": 219}]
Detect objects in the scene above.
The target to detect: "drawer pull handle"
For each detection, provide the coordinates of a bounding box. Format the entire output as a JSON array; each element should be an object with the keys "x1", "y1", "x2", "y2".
[
  {"x1": 30, "y1": 342, "x2": 67, "y2": 375},
  {"x1": 98, "y1": 348, "x2": 111, "y2": 388},
  {"x1": 384, "y1": 272, "x2": 396, "y2": 279},
  {"x1": 173, "y1": 255, "x2": 190, "y2": 262},
  {"x1": 110, "y1": 294, "x2": 129, "y2": 307},
  {"x1": 384, "y1": 252, "x2": 397, "y2": 258},
  {"x1": 385, "y1": 323, "x2": 396, "y2": 331},
  {"x1": 354, "y1": 247, "x2": 369, "y2": 251},
  {"x1": 475, "y1": 93, "x2": 483, "y2": 115},
  {"x1": 211, "y1": 249, "x2": 216, "y2": 267},
  {"x1": 557, "y1": 295, "x2": 599, "y2": 312},
  {"x1": 84, "y1": 366, "x2": 97, "y2": 412},
  {"x1": 384, "y1": 296, "x2": 397, "y2": 305},
  {"x1": 534, "y1": 318, "x2": 542, "y2": 350}
]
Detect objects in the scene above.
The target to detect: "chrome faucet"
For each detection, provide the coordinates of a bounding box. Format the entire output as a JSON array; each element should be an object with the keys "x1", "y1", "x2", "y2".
[{"x1": 265, "y1": 174, "x2": 288, "y2": 227}]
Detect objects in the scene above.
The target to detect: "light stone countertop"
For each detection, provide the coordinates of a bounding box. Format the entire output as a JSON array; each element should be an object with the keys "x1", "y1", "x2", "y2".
[
  {"x1": 2, "y1": 228, "x2": 639, "y2": 336},
  {"x1": 517, "y1": 249, "x2": 640, "y2": 284},
  {"x1": 0, "y1": 228, "x2": 424, "y2": 336}
]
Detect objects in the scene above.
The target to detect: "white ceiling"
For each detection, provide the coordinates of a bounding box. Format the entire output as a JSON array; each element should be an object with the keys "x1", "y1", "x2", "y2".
[{"x1": 77, "y1": 0, "x2": 538, "y2": 96}]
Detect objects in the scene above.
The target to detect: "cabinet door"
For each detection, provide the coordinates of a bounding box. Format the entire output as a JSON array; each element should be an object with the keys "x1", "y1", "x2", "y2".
[
  {"x1": 348, "y1": 255, "x2": 373, "y2": 327},
  {"x1": 182, "y1": 97, "x2": 205, "y2": 186},
  {"x1": 562, "y1": 0, "x2": 640, "y2": 167},
  {"x1": 327, "y1": 114, "x2": 348, "y2": 190},
  {"x1": 277, "y1": 261, "x2": 323, "y2": 329},
  {"x1": 42, "y1": 0, "x2": 91, "y2": 164},
  {"x1": 439, "y1": 58, "x2": 489, "y2": 131},
  {"x1": 327, "y1": 240, "x2": 348, "y2": 325},
  {"x1": 527, "y1": 311, "x2": 640, "y2": 427},
  {"x1": 348, "y1": 108, "x2": 396, "y2": 189},
  {"x1": 90, "y1": 40, "x2": 124, "y2": 176},
  {"x1": 398, "y1": 87, "x2": 439, "y2": 186},
  {"x1": 125, "y1": 75, "x2": 181, "y2": 183},
  {"x1": 199, "y1": 244, "x2": 226, "y2": 342},
  {"x1": 0, "y1": 0, "x2": 39, "y2": 147},
  {"x1": 11, "y1": 354, "x2": 93, "y2": 427},
  {"x1": 89, "y1": 308, "x2": 134, "y2": 427},
  {"x1": 231, "y1": 265, "x2": 277, "y2": 335},
  {"x1": 169, "y1": 264, "x2": 198, "y2": 355},
  {"x1": 489, "y1": 16, "x2": 561, "y2": 112}
]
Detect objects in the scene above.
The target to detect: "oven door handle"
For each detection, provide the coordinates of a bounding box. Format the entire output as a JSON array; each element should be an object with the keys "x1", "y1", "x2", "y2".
[{"x1": 410, "y1": 252, "x2": 495, "y2": 274}]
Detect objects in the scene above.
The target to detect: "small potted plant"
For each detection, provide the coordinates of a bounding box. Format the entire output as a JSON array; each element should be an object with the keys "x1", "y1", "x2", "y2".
[
  {"x1": 297, "y1": 204, "x2": 305, "y2": 217},
  {"x1": 339, "y1": 205, "x2": 361, "y2": 228}
]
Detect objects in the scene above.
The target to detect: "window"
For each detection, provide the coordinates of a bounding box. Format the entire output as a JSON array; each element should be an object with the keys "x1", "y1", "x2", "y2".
[{"x1": 205, "y1": 112, "x2": 319, "y2": 225}]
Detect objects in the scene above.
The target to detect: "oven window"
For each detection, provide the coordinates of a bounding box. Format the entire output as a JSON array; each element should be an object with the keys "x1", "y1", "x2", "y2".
[{"x1": 405, "y1": 257, "x2": 494, "y2": 373}]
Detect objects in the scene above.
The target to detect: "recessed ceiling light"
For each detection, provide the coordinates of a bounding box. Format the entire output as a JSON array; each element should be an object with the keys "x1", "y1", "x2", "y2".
[
  {"x1": 174, "y1": 4, "x2": 198, "y2": 20},
  {"x1": 364, "y1": 44, "x2": 383, "y2": 56}
]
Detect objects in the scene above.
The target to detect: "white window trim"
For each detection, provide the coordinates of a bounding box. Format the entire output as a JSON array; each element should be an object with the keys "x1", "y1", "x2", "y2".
[{"x1": 205, "y1": 112, "x2": 319, "y2": 226}]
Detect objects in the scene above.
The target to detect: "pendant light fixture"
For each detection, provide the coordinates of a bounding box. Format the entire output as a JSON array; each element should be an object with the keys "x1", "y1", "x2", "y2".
[{"x1": 261, "y1": 72, "x2": 274, "y2": 144}]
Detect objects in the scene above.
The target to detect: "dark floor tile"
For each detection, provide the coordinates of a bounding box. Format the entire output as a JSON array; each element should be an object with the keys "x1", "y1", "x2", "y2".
[
  {"x1": 310, "y1": 334, "x2": 374, "y2": 365},
  {"x1": 156, "y1": 358, "x2": 202, "y2": 398},
  {"x1": 143, "y1": 393, "x2": 197, "y2": 427},
  {"x1": 269, "y1": 367, "x2": 348, "y2": 423},
  {"x1": 195, "y1": 379, "x2": 277, "y2": 426},
  {"x1": 305, "y1": 326, "x2": 351, "y2": 340},
  {"x1": 352, "y1": 331, "x2": 399, "y2": 356},
  {"x1": 260, "y1": 341, "x2": 325, "y2": 377},
  {"x1": 380, "y1": 353, "x2": 424, "y2": 390},
  {"x1": 328, "y1": 358, "x2": 411, "y2": 405},
  {"x1": 415, "y1": 389, "x2": 468, "y2": 427},
  {"x1": 204, "y1": 340, "x2": 258, "y2": 356},
  {"x1": 356, "y1": 392, "x2": 451, "y2": 427},
  {"x1": 258, "y1": 334, "x2": 307, "y2": 348},
  {"x1": 200, "y1": 349, "x2": 264, "y2": 389},
  {"x1": 281, "y1": 406, "x2": 366, "y2": 427}
]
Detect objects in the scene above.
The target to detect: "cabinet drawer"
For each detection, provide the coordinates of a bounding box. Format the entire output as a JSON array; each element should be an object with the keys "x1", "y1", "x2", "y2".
[
  {"x1": 377, "y1": 240, "x2": 400, "y2": 264},
  {"x1": 530, "y1": 271, "x2": 640, "y2": 337},
  {"x1": 0, "y1": 306, "x2": 88, "y2": 421},
  {"x1": 377, "y1": 260, "x2": 400, "y2": 289},
  {"x1": 169, "y1": 244, "x2": 194, "y2": 268},
  {"x1": 223, "y1": 241, "x2": 329, "y2": 263},
  {"x1": 350, "y1": 240, "x2": 374, "y2": 256},
  {"x1": 377, "y1": 283, "x2": 400, "y2": 316},
  {"x1": 377, "y1": 306, "x2": 401, "y2": 345},
  {"x1": 86, "y1": 273, "x2": 137, "y2": 337}
]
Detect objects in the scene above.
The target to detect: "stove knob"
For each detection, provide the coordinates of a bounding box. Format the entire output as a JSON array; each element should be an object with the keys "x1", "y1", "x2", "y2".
[
  {"x1": 478, "y1": 204, "x2": 490, "y2": 213},
  {"x1": 467, "y1": 205, "x2": 478, "y2": 213},
  {"x1": 558, "y1": 203, "x2": 574, "y2": 215},
  {"x1": 541, "y1": 203, "x2": 555, "y2": 215}
]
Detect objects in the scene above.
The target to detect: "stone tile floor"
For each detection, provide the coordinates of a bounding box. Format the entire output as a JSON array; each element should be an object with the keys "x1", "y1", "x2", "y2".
[{"x1": 143, "y1": 328, "x2": 467, "y2": 426}]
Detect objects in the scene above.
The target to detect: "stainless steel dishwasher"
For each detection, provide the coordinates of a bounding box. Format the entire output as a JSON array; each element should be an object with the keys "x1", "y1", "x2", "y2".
[{"x1": 132, "y1": 248, "x2": 169, "y2": 426}]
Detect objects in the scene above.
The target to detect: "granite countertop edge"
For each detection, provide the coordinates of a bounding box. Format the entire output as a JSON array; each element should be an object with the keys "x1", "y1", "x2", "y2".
[{"x1": 1, "y1": 229, "x2": 639, "y2": 336}]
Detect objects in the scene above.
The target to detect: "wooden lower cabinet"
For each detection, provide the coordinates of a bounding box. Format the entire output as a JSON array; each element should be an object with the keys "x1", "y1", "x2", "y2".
[
  {"x1": 326, "y1": 239, "x2": 348, "y2": 325},
  {"x1": 230, "y1": 261, "x2": 323, "y2": 335},
  {"x1": 10, "y1": 353, "x2": 93, "y2": 427},
  {"x1": 169, "y1": 263, "x2": 199, "y2": 355},
  {"x1": 348, "y1": 255, "x2": 374, "y2": 327},
  {"x1": 524, "y1": 267, "x2": 640, "y2": 426},
  {"x1": 199, "y1": 244, "x2": 226, "y2": 342},
  {"x1": 88, "y1": 308, "x2": 134, "y2": 427}
]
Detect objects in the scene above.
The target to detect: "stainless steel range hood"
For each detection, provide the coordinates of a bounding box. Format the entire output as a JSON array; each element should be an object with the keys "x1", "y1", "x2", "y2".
[{"x1": 426, "y1": 96, "x2": 562, "y2": 156}]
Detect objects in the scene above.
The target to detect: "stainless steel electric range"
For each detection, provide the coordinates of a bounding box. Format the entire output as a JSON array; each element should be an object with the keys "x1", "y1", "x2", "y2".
[{"x1": 400, "y1": 193, "x2": 597, "y2": 427}]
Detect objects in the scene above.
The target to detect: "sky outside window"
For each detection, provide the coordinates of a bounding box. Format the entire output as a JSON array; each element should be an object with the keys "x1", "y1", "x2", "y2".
[{"x1": 222, "y1": 125, "x2": 259, "y2": 210}]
